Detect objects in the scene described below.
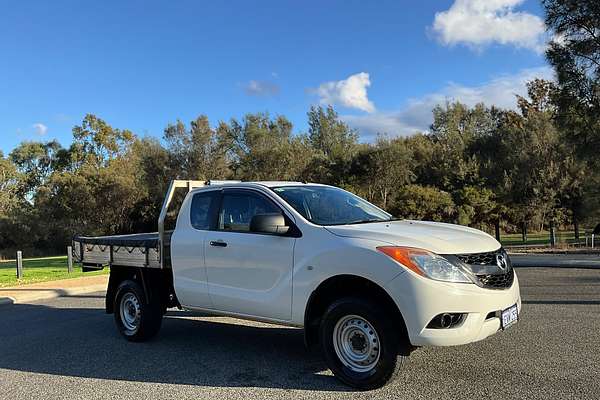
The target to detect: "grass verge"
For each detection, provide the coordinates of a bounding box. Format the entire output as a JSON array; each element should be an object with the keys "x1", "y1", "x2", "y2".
[
  {"x1": 500, "y1": 231, "x2": 584, "y2": 246},
  {"x1": 0, "y1": 256, "x2": 108, "y2": 288}
]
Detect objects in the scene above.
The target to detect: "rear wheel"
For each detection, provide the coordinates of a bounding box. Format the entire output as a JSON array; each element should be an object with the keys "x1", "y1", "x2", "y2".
[
  {"x1": 114, "y1": 280, "x2": 163, "y2": 342},
  {"x1": 320, "y1": 297, "x2": 409, "y2": 390}
]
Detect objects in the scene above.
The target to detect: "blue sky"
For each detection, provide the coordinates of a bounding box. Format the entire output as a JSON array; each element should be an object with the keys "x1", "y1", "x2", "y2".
[{"x1": 0, "y1": 0, "x2": 552, "y2": 154}]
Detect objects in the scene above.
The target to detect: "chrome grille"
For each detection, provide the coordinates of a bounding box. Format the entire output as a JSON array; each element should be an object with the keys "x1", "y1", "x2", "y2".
[
  {"x1": 476, "y1": 268, "x2": 515, "y2": 289},
  {"x1": 457, "y1": 251, "x2": 496, "y2": 265},
  {"x1": 456, "y1": 249, "x2": 514, "y2": 289}
]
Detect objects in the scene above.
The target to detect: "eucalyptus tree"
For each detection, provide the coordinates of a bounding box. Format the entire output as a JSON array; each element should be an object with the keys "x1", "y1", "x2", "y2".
[
  {"x1": 9, "y1": 140, "x2": 65, "y2": 199},
  {"x1": 0, "y1": 152, "x2": 19, "y2": 218},
  {"x1": 224, "y1": 113, "x2": 313, "y2": 181},
  {"x1": 390, "y1": 184, "x2": 456, "y2": 222},
  {"x1": 427, "y1": 102, "x2": 489, "y2": 193},
  {"x1": 544, "y1": 0, "x2": 600, "y2": 232},
  {"x1": 34, "y1": 115, "x2": 144, "y2": 247},
  {"x1": 498, "y1": 80, "x2": 564, "y2": 239},
  {"x1": 163, "y1": 115, "x2": 230, "y2": 180},
  {"x1": 306, "y1": 105, "x2": 359, "y2": 185},
  {"x1": 544, "y1": 0, "x2": 600, "y2": 162},
  {"x1": 71, "y1": 114, "x2": 135, "y2": 169},
  {"x1": 351, "y1": 135, "x2": 415, "y2": 209}
]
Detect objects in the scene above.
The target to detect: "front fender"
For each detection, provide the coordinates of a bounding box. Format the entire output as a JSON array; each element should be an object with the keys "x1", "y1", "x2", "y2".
[{"x1": 291, "y1": 234, "x2": 404, "y2": 325}]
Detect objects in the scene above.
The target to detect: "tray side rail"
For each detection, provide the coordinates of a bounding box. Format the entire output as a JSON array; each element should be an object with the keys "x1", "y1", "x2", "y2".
[{"x1": 73, "y1": 238, "x2": 161, "y2": 270}]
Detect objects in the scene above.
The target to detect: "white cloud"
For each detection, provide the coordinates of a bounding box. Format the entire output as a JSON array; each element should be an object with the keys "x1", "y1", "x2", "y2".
[
  {"x1": 32, "y1": 123, "x2": 48, "y2": 136},
  {"x1": 431, "y1": 0, "x2": 547, "y2": 52},
  {"x1": 243, "y1": 80, "x2": 280, "y2": 96},
  {"x1": 315, "y1": 72, "x2": 375, "y2": 113},
  {"x1": 343, "y1": 114, "x2": 420, "y2": 140},
  {"x1": 343, "y1": 66, "x2": 554, "y2": 138}
]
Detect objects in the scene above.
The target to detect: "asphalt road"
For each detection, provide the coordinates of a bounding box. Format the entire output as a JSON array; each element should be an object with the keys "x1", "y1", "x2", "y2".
[
  {"x1": 511, "y1": 253, "x2": 600, "y2": 268},
  {"x1": 1, "y1": 267, "x2": 598, "y2": 400}
]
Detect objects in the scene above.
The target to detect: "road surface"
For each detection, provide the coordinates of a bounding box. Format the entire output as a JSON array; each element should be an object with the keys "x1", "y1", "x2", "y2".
[
  {"x1": 0, "y1": 267, "x2": 598, "y2": 399},
  {"x1": 511, "y1": 253, "x2": 600, "y2": 268}
]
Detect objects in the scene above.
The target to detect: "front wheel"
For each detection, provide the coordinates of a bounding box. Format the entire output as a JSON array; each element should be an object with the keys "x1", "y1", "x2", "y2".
[
  {"x1": 114, "y1": 280, "x2": 163, "y2": 342},
  {"x1": 319, "y1": 297, "x2": 409, "y2": 390}
]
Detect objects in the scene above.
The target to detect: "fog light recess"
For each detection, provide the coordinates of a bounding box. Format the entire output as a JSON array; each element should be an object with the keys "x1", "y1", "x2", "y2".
[{"x1": 426, "y1": 313, "x2": 465, "y2": 329}]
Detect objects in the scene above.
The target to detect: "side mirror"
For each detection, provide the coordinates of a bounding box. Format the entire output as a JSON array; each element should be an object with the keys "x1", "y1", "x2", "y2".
[{"x1": 250, "y1": 213, "x2": 289, "y2": 235}]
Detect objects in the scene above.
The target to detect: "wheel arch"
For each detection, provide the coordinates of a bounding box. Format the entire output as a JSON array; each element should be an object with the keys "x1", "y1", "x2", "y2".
[
  {"x1": 303, "y1": 274, "x2": 408, "y2": 348},
  {"x1": 106, "y1": 266, "x2": 177, "y2": 314}
]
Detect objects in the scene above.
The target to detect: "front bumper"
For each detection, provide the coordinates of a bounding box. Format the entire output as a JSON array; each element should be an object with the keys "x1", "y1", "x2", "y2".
[{"x1": 385, "y1": 270, "x2": 521, "y2": 347}]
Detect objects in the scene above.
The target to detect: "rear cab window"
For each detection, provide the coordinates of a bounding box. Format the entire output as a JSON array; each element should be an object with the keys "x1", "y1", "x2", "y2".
[{"x1": 190, "y1": 190, "x2": 221, "y2": 230}]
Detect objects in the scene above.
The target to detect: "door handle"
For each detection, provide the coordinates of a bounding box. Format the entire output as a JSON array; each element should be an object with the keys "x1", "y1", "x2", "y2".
[{"x1": 210, "y1": 240, "x2": 227, "y2": 247}]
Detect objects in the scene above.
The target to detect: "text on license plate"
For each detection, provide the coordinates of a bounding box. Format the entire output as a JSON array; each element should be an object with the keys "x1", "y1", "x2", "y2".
[{"x1": 501, "y1": 304, "x2": 518, "y2": 329}]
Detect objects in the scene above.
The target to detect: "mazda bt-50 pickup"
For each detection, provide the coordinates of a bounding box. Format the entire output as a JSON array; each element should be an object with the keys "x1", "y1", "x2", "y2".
[{"x1": 74, "y1": 180, "x2": 521, "y2": 389}]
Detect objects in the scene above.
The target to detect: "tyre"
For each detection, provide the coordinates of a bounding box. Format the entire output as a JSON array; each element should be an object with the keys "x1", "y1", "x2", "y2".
[
  {"x1": 319, "y1": 297, "x2": 409, "y2": 390},
  {"x1": 113, "y1": 279, "x2": 163, "y2": 342}
]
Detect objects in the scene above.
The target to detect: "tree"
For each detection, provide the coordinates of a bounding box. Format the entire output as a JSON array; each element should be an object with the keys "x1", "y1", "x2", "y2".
[
  {"x1": 544, "y1": 0, "x2": 600, "y2": 161},
  {"x1": 30, "y1": 116, "x2": 145, "y2": 249},
  {"x1": 0, "y1": 152, "x2": 19, "y2": 217},
  {"x1": 389, "y1": 184, "x2": 455, "y2": 222},
  {"x1": 36, "y1": 155, "x2": 145, "y2": 243},
  {"x1": 306, "y1": 105, "x2": 359, "y2": 185},
  {"x1": 351, "y1": 135, "x2": 414, "y2": 208},
  {"x1": 402, "y1": 133, "x2": 436, "y2": 186},
  {"x1": 308, "y1": 105, "x2": 358, "y2": 159},
  {"x1": 9, "y1": 140, "x2": 65, "y2": 199},
  {"x1": 71, "y1": 114, "x2": 135, "y2": 168},
  {"x1": 558, "y1": 153, "x2": 589, "y2": 239},
  {"x1": 543, "y1": 1, "x2": 600, "y2": 234},
  {"x1": 128, "y1": 137, "x2": 172, "y2": 232},
  {"x1": 427, "y1": 102, "x2": 490, "y2": 192},
  {"x1": 225, "y1": 113, "x2": 313, "y2": 181},
  {"x1": 500, "y1": 80, "x2": 564, "y2": 237},
  {"x1": 455, "y1": 186, "x2": 497, "y2": 227},
  {"x1": 164, "y1": 115, "x2": 230, "y2": 180}
]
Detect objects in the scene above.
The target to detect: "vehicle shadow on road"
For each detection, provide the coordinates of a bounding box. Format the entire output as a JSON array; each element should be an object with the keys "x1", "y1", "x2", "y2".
[{"x1": 0, "y1": 302, "x2": 350, "y2": 392}]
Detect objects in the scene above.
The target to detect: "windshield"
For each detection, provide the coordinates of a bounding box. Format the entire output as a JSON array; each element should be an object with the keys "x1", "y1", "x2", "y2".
[{"x1": 272, "y1": 185, "x2": 392, "y2": 226}]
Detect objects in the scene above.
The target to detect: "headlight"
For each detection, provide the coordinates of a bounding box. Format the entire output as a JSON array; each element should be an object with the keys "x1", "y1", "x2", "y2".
[{"x1": 377, "y1": 246, "x2": 472, "y2": 283}]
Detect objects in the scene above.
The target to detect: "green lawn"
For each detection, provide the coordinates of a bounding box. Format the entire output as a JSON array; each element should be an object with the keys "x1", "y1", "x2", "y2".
[
  {"x1": 500, "y1": 231, "x2": 584, "y2": 246},
  {"x1": 0, "y1": 256, "x2": 108, "y2": 287}
]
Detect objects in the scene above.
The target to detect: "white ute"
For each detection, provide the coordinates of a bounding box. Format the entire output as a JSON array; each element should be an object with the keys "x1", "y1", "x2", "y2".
[{"x1": 74, "y1": 180, "x2": 521, "y2": 389}]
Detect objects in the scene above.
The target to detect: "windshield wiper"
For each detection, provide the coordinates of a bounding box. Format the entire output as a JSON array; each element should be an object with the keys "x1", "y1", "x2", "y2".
[
  {"x1": 322, "y1": 217, "x2": 401, "y2": 226},
  {"x1": 347, "y1": 218, "x2": 398, "y2": 225}
]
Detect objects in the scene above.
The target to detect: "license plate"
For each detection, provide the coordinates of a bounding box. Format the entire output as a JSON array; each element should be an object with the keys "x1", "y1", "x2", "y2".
[{"x1": 501, "y1": 304, "x2": 518, "y2": 329}]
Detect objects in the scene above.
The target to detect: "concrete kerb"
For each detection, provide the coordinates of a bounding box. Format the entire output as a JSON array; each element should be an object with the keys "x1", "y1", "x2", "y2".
[{"x1": 0, "y1": 277, "x2": 108, "y2": 306}]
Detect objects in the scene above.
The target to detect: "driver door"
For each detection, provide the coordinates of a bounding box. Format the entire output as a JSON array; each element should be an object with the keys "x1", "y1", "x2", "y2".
[{"x1": 204, "y1": 189, "x2": 295, "y2": 321}]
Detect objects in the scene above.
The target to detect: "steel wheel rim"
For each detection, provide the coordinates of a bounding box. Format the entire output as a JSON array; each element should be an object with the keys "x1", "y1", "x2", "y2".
[
  {"x1": 332, "y1": 314, "x2": 380, "y2": 373},
  {"x1": 120, "y1": 292, "x2": 141, "y2": 333}
]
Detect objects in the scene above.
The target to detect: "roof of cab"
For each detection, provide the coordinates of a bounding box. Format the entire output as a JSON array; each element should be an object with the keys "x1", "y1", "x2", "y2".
[
  {"x1": 207, "y1": 180, "x2": 331, "y2": 187},
  {"x1": 189, "y1": 180, "x2": 332, "y2": 194},
  {"x1": 251, "y1": 181, "x2": 306, "y2": 187}
]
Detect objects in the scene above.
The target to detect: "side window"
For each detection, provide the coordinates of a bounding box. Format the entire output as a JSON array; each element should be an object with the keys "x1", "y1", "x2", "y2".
[
  {"x1": 219, "y1": 192, "x2": 281, "y2": 232},
  {"x1": 190, "y1": 191, "x2": 219, "y2": 230}
]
